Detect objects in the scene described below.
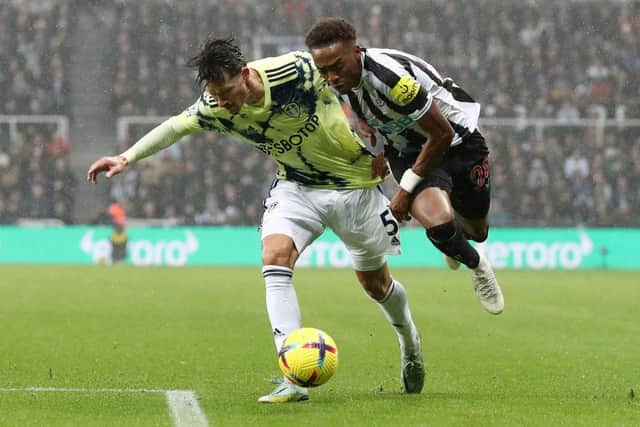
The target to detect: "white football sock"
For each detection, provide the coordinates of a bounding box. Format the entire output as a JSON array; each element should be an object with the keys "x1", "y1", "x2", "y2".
[
  {"x1": 377, "y1": 279, "x2": 420, "y2": 355},
  {"x1": 263, "y1": 265, "x2": 301, "y2": 353}
]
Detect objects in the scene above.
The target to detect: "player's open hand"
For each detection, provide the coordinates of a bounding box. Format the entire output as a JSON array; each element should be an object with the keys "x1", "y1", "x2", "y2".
[
  {"x1": 389, "y1": 189, "x2": 412, "y2": 222},
  {"x1": 87, "y1": 155, "x2": 128, "y2": 184}
]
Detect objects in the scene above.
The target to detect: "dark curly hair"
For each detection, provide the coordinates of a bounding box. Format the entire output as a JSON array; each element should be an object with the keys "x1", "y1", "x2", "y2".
[
  {"x1": 187, "y1": 36, "x2": 246, "y2": 85},
  {"x1": 305, "y1": 17, "x2": 357, "y2": 49}
]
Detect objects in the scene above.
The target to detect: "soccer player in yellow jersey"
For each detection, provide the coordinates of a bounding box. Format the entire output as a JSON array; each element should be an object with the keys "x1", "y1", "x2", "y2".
[{"x1": 87, "y1": 37, "x2": 424, "y2": 402}]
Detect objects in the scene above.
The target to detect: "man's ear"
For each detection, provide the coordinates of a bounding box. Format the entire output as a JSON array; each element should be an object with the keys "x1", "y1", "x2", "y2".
[{"x1": 242, "y1": 67, "x2": 251, "y2": 80}]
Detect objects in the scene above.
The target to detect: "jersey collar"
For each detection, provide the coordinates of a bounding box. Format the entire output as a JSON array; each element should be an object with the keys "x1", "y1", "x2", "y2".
[{"x1": 250, "y1": 66, "x2": 271, "y2": 109}]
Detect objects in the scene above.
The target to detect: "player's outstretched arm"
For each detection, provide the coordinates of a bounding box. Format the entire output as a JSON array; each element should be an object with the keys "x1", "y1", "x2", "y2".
[
  {"x1": 86, "y1": 113, "x2": 199, "y2": 185},
  {"x1": 87, "y1": 155, "x2": 128, "y2": 184}
]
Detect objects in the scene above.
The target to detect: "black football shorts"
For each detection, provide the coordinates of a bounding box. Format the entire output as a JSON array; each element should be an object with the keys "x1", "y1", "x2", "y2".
[{"x1": 387, "y1": 130, "x2": 491, "y2": 220}]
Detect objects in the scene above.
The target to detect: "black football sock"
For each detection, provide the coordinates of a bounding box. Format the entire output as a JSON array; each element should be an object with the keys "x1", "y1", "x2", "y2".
[
  {"x1": 462, "y1": 227, "x2": 488, "y2": 243},
  {"x1": 427, "y1": 221, "x2": 480, "y2": 269}
]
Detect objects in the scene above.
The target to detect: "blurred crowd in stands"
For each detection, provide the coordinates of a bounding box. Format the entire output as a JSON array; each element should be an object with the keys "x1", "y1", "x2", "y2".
[
  {"x1": 0, "y1": 124, "x2": 75, "y2": 224},
  {"x1": 1, "y1": 0, "x2": 639, "y2": 226},
  {"x1": 488, "y1": 125, "x2": 640, "y2": 226},
  {"x1": 0, "y1": 1, "x2": 70, "y2": 115},
  {"x1": 0, "y1": 1, "x2": 74, "y2": 223}
]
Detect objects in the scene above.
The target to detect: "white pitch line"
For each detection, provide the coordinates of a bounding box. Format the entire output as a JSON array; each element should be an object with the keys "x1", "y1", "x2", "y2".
[
  {"x1": 0, "y1": 387, "x2": 167, "y2": 393},
  {"x1": 166, "y1": 390, "x2": 209, "y2": 427},
  {"x1": 0, "y1": 387, "x2": 210, "y2": 427}
]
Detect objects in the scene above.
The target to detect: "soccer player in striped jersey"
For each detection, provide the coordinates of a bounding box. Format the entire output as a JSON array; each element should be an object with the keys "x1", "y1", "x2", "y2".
[
  {"x1": 306, "y1": 18, "x2": 504, "y2": 315},
  {"x1": 87, "y1": 37, "x2": 425, "y2": 401}
]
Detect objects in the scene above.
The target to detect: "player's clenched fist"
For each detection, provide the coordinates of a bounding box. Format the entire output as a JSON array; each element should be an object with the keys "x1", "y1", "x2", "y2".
[{"x1": 86, "y1": 155, "x2": 128, "y2": 183}]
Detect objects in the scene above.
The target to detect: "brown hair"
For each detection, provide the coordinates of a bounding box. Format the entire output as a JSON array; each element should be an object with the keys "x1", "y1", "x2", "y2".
[{"x1": 187, "y1": 36, "x2": 246, "y2": 85}]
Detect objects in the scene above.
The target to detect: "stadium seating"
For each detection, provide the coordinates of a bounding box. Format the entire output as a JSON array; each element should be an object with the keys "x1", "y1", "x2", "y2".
[
  {"x1": 0, "y1": 2, "x2": 73, "y2": 223},
  {"x1": 1, "y1": 0, "x2": 639, "y2": 226}
]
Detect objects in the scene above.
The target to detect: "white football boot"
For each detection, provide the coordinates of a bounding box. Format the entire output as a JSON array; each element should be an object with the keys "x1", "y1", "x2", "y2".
[
  {"x1": 444, "y1": 254, "x2": 461, "y2": 270},
  {"x1": 258, "y1": 377, "x2": 309, "y2": 403},
  {"x1": 470, "y1": 252, "x2": 504, "y2": 315}
]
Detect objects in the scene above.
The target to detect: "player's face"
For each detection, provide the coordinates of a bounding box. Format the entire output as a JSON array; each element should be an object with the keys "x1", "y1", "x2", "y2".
[
  {"x1": 310, "y1": 41, "x2": 362, "y2": 94},
  {"x1": 205, "y1": 70, "x2": 251, "y2": 114}
]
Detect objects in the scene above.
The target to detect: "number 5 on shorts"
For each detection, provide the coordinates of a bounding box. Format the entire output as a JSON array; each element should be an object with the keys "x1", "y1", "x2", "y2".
[{"x1": 380, "y1": 209, "x2": 399, "y2": 236}]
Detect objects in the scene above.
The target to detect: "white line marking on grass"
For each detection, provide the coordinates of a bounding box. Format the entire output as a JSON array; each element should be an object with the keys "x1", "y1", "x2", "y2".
[
  {"x1": 166, "y1": 390, "x2": 209, "y2": 427},
  {"x1": 0, "y1": 387, "x2": 167, "y2": 393},
  {"x1": 0, "y1": 387, "x2": 210, "y2": 427}
]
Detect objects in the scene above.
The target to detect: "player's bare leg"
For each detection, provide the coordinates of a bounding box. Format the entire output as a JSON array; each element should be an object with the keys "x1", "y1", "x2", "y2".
[
  {"x1": 410, "y1": 188, "x2": 461, "y2": 270},
  {"x1": 356, "y1": 264, "x2": 425, "y2": 393},
  {"x1": 411, "y1": 189, "x2": 503, "y2": 314}
]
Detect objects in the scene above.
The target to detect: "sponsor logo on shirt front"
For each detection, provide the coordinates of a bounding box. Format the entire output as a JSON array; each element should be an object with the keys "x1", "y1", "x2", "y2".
[
  {"x1": 368, "y1": 115, "x2": 415, "y2": 134},
  {"x1": 255, "y1": 114, "x2": 321, "y2": 155}
]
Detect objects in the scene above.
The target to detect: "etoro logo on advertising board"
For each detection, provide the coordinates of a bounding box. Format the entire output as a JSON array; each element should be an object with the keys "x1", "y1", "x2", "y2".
[
  {"x1": 296, "y1": 229, "x2": 595, "y2": 269},
  {"x1": 80, "y1": 230, "x2": 199, "y2": 266},
  {"x1": 480, "y1": 230, "x2": 594, "y2": 269},
  {"x1": 297, "y1": 241, "x2": 353, "y2": 268},
  {"x1": 0, "y1": 226, "x2": 631, "y2": 268}
]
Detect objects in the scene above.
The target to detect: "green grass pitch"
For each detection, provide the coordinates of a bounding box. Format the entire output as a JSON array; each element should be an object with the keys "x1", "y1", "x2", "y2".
[{"x1": 0, "y1": 265, "x2": 638, "y2": 426}]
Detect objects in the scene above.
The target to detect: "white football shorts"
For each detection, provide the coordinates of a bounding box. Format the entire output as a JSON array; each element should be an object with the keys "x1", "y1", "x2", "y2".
[{"x1": 260, "y1": 180, "x2": 401, "y2": 271}]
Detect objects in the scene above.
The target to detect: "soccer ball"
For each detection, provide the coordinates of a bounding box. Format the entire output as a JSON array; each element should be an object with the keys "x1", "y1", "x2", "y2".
[{"x1": 278, "y1": 327, "x2": 339, "y2": 387}]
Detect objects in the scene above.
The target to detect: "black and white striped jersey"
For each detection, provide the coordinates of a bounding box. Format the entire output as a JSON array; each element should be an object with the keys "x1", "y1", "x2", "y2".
[{"x1": 342, "y1": 48, "x2": 481, "y2": 155}]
